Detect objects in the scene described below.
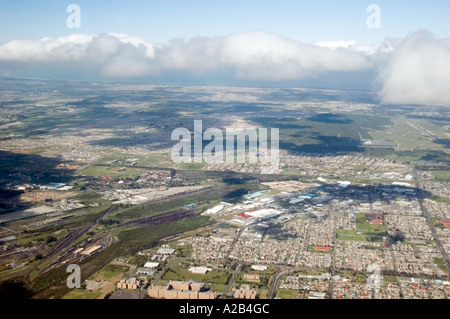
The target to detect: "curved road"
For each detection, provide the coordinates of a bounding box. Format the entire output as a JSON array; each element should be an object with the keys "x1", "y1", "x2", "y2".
[{"x1": 267, "y1": 269, "x2": 289, "y2": 299}]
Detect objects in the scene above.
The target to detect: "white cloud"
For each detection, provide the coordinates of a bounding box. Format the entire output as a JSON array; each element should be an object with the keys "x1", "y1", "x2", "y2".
[
  {"x1": 0, "y1": 33, "x2": 156, "y2": 77},
  {"x1": 314, "y1": 39, "x2": 396, "y2": 56},
  {"x1": 220, "y1": 32, "x2": 370, "y2": 80},
  {"x1": 0, "y1": 31, "x2": 372, "y2": 80},
  {"x1": 1, "y1": 31, "x2": 449, "y2": 107},
  {"x1": 377, "y1": 31, "x2": 450, "y2": 107}
]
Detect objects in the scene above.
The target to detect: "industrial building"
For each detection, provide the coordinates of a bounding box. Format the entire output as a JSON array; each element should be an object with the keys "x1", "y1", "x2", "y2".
[
  {"x1": 81, "y1": 245, "x2": 102, "y2": 255},
  {"x1": 157, "y1": 247, "x2": 176, "y2": 255},
  {"x1": 144, "y1": 261, "x2": 159, "y2": 268},
  {"x1": 244, "y1": 190, "x2": 268, "y2": 200},
  {"x1": 203, "y1": 205, "x2": 224, "y2": 215}
]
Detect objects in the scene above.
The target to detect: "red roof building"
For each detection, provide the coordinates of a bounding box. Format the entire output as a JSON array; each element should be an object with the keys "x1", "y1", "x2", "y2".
[{"x1": 314, "y1": 246, "x2": 331, "y2": 252}]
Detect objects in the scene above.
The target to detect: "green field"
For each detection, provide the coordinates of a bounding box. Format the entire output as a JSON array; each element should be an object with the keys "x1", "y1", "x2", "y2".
[
  {"x1": 95, "y1": 264, "x2": 130, "y2": 280},
  {"x1": 433, "y1": 257, "x2": 449, "y2": 273},
  {"x1": 431, "y1": 196, "x2": 450, "y2": 203},
  {"x1": 62, "y1": 289, "x2": 102, "y2": 299},
  {"x1": 259, "y1": 288, "x2": 269, "y2": 299},
  {"x1": 336, "y1": 223, "x2": 386, "y2": 242},
  {"x1": 252, "y1": 113, "x2": 392, "y2": 155},
  {"x1": 383, "y1": 275, "x2": 398, "y2": 283},
  {"x1": 275, "y1": 288, "x2": 299, "y2": 299},
  {"x1": 336, "y1": 229, "x2": 368, "y2": 242},
  {"x1": 81, "y1": 165, "x2": 142, "y2": 179}
]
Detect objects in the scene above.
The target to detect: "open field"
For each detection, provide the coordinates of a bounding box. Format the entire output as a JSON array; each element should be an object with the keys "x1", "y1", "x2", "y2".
[
  {"x1": 62, "y1": 289, "x2": 102, "y2": 299},
  {"x1": 275, "y1": 288, "x2": 299, "y2": 299}
]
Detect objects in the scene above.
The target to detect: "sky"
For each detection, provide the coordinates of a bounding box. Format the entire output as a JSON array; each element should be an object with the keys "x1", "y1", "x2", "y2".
[{"x1": 0, "y1": 0, "x2": 449, "y2": 106}]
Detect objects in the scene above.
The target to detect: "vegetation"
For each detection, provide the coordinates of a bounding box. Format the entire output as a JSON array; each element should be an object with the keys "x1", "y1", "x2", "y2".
[
  {"x1": 275, "y1": 288, "x2": 298, "y2": 299},
  {"x1": 162, "y1": 266, "x2": 231, "y2": 285},
  {"x1": 62, "y1": 289, "x2": 101, "y2": 299},
  {"x1": 433, "y1": 257, "x2": 449, "y2": 273},
  {"x1": 383, "y1": 275, "x2": 398, "y2": 283},
  {"x1": 95, "y1": 264, "x2": 130, "y2": 280}
]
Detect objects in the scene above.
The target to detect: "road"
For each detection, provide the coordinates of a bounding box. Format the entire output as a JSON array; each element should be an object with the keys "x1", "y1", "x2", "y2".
[
  {"x1": 329, "y1": 217, "x2": 337, "y2": 299},
  {"x1": 407, "y1": 122, "x2": 450, "y2": 148},
  {"x1": 223, "y1": 262, "x2": 243, "y2": 297},
  {"x1": 413, "y1": 170, "x2": 450, "y2": 271},
  {"x1": 267, "y1": 268, "x2": 289, "y2": 299}
]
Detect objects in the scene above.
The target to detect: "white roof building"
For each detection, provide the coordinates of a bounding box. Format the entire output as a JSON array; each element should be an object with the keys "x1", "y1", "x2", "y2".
[
  {"x1": 157, "y1": 248, "x2": 176, "y2": 255},
  {"x1": 144, "y1": 262, "x2": 160, "y2": 268},
  {"x1": 251, "y1": 265, "x2": 268, "y2": 271},
  {"x1": 205, "y1": 205, "x2": 224, "y2": 215},
  {"x1": 188, "y1": 266, "x2": 212, "y2": 274}
]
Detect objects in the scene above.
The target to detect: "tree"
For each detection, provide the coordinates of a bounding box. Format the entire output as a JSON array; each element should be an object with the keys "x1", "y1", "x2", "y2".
[
  {"x1": 46, "y1": 236, "x2": 57, "y2": 244},
  {"x1": 0, "y1": 280, "x2": 31, "y2": 299}
]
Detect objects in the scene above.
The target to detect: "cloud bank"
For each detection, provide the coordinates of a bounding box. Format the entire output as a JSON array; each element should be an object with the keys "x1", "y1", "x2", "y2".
[
  {"x1": 0, "y1": 31, "x2": 449, "y2": 106},
  {"x1": 377, "y1": 31, "x2": 450, "y2": 107},
  {"x1": 0, "y1": 31, "x2": 373, "y2": 79}
]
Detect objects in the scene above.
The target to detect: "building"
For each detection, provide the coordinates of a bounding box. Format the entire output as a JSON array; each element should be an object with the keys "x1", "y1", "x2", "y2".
[
  {"x1": 39, "y1": 182, "x2": 66, "y2": 190},
  {"x1": 204, "y1": 205, "x2": 224, "y2": 215},
  {"x1": 188, "y1": 266, "x2": 212, "y2": 274},
  {"x1": 81, "y1": 245, "x2": 102, "y2": 255},
  {"x1": 147, "y1": 281, "x2": 217, "y2": 300},
  {"x1": 157, "y1": 247, "x2": 176, "y2": 255},
  {"x1": 136, "y1": 267, "x2": 155, "y2": 276},
  {"x1": 144, "y1": 261, "x2": 159, "y2": 268},
  {"x1": 314, "y1": 246, "x2": 331, "y2": 252},
  {"x1": 251, "y1": 265, "x2": 268, "y2": 271},
  {"x1": 244, "y1": 190, "x2": 268, "y2": 200},
  {"x1": 232, "y1": 287, "x2": 257, "y2": 299},
  {"x1": 308, "y1": 291, "x2": 326, "y2": 299},
  {"x1": 148, "y1": 285, "x2": 166, "y2": 299},
  {"x1": 117, "y1": 278, "x2": 140, "y2": 290}
]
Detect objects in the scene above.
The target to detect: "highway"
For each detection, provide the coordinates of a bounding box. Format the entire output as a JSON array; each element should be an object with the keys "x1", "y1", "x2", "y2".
[
  {"x1": 223, "y1": 262, "x2": 243, "y2": 297},
  {"x1": 267, "y1": 268, "x2": 289, "y2": 299}
]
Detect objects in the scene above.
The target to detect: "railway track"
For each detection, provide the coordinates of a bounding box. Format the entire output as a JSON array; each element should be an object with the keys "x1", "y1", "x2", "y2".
[
  {"x1": 122, "y1": 209, "x2": 196, "y2": 228},
  {"x1": 26, "y1": 205, "x2": 115, "y2": 289}
]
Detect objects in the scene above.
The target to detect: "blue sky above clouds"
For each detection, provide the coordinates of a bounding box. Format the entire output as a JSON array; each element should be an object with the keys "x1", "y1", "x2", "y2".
[
  {"x1": 0, "y1": 1, "x2": 449, "y2": 106},
  {"x1": 1, "y1": 0, "x2": 449, "y2": 43}
]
